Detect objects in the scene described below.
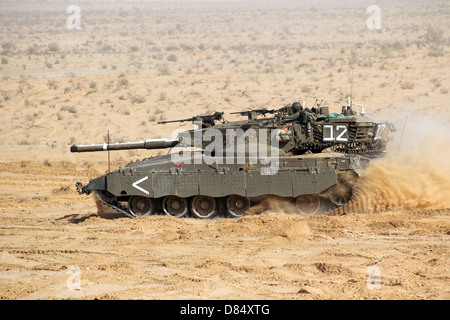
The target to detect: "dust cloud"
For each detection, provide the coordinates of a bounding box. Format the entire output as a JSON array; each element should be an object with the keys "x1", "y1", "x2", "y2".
[{"x1": 355, "y1": 112, "x2": 450, "y2": 213}]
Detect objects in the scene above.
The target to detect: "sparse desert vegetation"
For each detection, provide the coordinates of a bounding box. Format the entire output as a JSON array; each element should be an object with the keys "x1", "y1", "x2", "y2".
[
  {"x1": 0, "y1": 0, "x2": 449, "y2": 300},
  {"x1": 0, "y1": 0, "x2": 448, "y2": 155}
]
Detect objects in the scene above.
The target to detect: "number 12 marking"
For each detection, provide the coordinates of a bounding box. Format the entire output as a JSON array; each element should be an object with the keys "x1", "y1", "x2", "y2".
[
  {"x1": 374, "y1": 123, "x2": 386, "y2": 140},
  {"x1": 323, "y1": 125, "x2": 348, "y2": 142}
]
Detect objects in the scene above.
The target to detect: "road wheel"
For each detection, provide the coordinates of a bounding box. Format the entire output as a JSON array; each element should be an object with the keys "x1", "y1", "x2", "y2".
[
  {"x1": 128, "y1": 196, "x2": 155, "y2": 216},
  {"x1": 226, "y1": 195, "x2": 250, "y2": 218},
  {"x1": 191, "y1": 195, "x2": 218, "y2": 219},
  {"x1": 162, "y1": 196, "x2": 189, "y2": 218},
  {"x1": 295, "y1": 194, "x2": 321, "y2": 216}
]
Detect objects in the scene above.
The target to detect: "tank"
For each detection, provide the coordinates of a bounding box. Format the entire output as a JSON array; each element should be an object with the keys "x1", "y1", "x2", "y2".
[{"x1": 71, "y1": 97, "x2": 394, "y2": 219}]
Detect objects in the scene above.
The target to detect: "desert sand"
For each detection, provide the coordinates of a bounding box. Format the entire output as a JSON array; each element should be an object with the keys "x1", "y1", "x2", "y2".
[{"x1": 0, "y1": 0, "x2": 449, "y2": 300}]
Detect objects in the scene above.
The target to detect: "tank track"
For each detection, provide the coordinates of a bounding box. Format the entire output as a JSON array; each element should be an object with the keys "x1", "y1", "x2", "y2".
[
  {"x1": 92, "y1": 191, "x2": 360, "y2": 219},
  {"x1": 95, "y1": 191, "x2": 136, "y2": 218},
  {"x1": 328, "y1": 187, "x2": 365, "y2": 216}
]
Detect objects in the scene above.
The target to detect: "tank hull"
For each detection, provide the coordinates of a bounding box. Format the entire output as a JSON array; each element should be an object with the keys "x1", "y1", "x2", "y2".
[{"x1": 78, "y1": 153, "x2": 370, "y2": 218}]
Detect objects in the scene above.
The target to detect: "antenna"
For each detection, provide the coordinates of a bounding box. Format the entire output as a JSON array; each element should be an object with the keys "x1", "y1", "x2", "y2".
[
  {"x1": 350, "y1": 49, "x2": 356, "y2": 103},
  {"x1": 398, "y1": 116, "x2": 408, "y2": 153},
  {"x1": 107, "y1": 129, "x2": 110, "y2": 173}
]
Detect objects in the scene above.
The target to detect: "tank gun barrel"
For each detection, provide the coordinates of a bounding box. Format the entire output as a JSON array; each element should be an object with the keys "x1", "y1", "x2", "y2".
[{"x1": 70, "y1": 138, "x2": 180, "y2": 153}]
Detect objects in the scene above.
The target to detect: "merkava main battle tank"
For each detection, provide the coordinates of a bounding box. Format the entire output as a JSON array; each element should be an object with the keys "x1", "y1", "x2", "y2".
[{"x1": 71, "y1": 97, "x2": 393, "y2": 219}]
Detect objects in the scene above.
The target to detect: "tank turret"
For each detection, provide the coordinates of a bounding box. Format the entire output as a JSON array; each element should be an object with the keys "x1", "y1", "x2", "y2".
[{"x1": 161, "y1": 99, "x2": 394, "y2": 157}]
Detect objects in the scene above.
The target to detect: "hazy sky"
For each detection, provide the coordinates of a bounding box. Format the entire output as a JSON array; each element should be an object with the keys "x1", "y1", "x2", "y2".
[{"x1": 0, "y1": 0, "x2": 424, "y2": 13}]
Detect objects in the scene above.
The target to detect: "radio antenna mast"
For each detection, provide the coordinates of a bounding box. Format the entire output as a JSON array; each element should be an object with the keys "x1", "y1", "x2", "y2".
[
  {"x1": 350, "y1": 49, "x2": 356, "y2": 103},
  {"x1": 107, "y1": 129, "x2": 111, "y2": 173}
]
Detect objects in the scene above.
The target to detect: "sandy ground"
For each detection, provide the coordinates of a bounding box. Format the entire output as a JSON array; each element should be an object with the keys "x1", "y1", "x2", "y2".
[
  {"x1": 1, "y1": 157, "x2": 448, "y2": 300},
  {"x1": 0, "y1": 0, "x2": 449, "y2": 300}
]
